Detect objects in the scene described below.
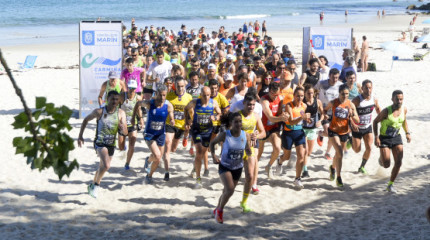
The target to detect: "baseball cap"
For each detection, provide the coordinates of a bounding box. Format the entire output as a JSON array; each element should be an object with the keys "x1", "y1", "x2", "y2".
[
  {"x1": 249, "y1": 44, "x2": 256, "y2": 49},
  {"x1": 208, "y1": 63, "x2": 217, "y2": 70},
  {"x1": 226, "y1": 54, "x2": 234, "y2": 61},
  {"x1": 108, "y1": 71, "x2": 118, "y2": 79},
  {"x1": 128, "y1": 79, "x2": 138, "y2": 89},
  {"x1": 223, "y1": 73, "x2": 234, "y2": 81}
]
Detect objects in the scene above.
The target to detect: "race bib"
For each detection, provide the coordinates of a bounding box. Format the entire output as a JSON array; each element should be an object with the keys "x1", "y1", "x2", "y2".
[
  {"x1": 197, "y1": 114, "x2": 211, "y2": 125},
  {"x1": 334, "y1": 107, "x2": 348, "y2": 119},
  {"x1": 126, "y1": 115, "x2": 132, "y2": 125},
  {"x1": 174, "y1": 111, "x2": 185, "y2": 120},
  {"x1": 227, "y1": 149, "x2": 244, "y2": 169},
  {"x1": 103, "y1": 134, "x2": 115, "y2": 145},
  {"x1": 359, "y1": 115, "x2": 371, "y2": 125},
  {"x1": 385, "y1": 126, "x2": 399, "y2": 137},
  {"x1": 150, "y1": 121, "x2": 164, "y2": 131},
  {"x1": 303, "y1": 118, "x2": 315, "y2": 128}
]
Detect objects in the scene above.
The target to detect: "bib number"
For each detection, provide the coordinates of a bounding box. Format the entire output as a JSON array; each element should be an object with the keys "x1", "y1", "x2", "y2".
[
  {"x1": 385, "y1": 126, "x2": 399, "y2": 137},
  {"x1": 334, "y1": 107, "x2": 348, "y2": 119},
  {"x1": 150, "y1": 121, "x2": 164, "y2": 131},
  {"x1": 197, "y1": 114, "x2": 211, "y2": 125},
  {"x1": 174, "y1": 111, "x2": 185, "y2": 120},
  {"x1": 103, "y1": 134, "x2": 115, "y2": 145},
  {"x1": 227, "y1": 149, "x2": 244, "y2": 169},
  {"x1": 359, "y1": 115, "x2": 371, "y2": 125}
]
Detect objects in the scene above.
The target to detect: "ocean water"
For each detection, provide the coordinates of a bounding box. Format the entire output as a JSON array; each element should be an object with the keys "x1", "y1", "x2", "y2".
[{"x1": 0, "y1": 0, "x2": 417, "y2": 46}]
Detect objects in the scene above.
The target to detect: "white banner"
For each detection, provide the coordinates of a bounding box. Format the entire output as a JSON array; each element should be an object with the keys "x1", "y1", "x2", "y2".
[
  {"x1": 302, "y1": 27, "x2": 352, "y2": 73},
  {"x1": 79, "y1": 21, "x2": 123, "y2": 118}
]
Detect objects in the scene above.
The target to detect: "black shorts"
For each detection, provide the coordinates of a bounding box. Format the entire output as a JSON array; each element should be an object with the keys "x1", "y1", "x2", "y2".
[
  {"x1": 328, "y1": 129, "x2": 350, "y2": 143},
  {"x1": 352, "y1": 126, "x2": 372, "y2": 139},
  {"x1": 166, "y1": 124, "x2": 184, "y2": 139},
  {"x1": 379, "y1": 134, "x2": 402, "y2": 149},
  {"x1": 127, "y1": 126, "x2": 137, "y2": 133},
  {"x1": 212, "y1": 125, "x2": 221, "y2": 135},
  {"x1": 143, "y1": 88, "x2": 154, "y2": 94},
  {"x1": 144, "y1": 133, "x2": 166, "y2": 147},
  {"x1": 191, "y1": 129, "x2": 212, "y2": 148},
  {"x1": 262, "y1": 27, "x2": 267, "y2": 32},
  {"x1": 281, "y1": 129, "x2": 306, "y2": 150},
  {"x1": 94, "y1": 143, "x2": 115, "y2": 156},
  {"x1": 219, "y1": 164, "x2": 243, "y2": 181},
  {"x1": 262, "y1": 127, "x2": 280, "y2": 141}
]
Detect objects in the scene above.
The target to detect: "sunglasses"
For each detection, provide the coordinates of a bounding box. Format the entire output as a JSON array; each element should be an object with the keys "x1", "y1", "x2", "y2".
[
  {"x1": 132, "y1": 55, "x2": 137, "y2": 57},
  {"x1": 192, "y1": 64, "x2": 199, "y2": 67}
]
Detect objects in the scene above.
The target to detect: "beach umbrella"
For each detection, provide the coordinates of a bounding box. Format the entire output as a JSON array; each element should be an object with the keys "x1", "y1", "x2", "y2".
[
  {"x1": 379, "y1": 41, "x2": 413, "y2": 55},
  {"x1": 422, "y1": 18, "x2": 430, "y2": 24},
  {"x1": 417, "y1": 34, "x2": 430, "y2": 43},
  {"x1": 379, "y1": 41, "x2": 414, "y2": 71}
]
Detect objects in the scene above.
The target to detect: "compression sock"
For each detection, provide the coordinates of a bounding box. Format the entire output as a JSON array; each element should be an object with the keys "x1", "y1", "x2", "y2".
[
  {"x1": 303, "y1": 165, "x2": 308, "y2": 172},
  {"x1": 360, "y1": 159, "x2": 368, "y2": 168},
  {"x1": 388, "y1": 181, "x2": 394, "y2": 186},
  {"x1": 241, "y1": 193, "x2": 249, "y2": 205}
]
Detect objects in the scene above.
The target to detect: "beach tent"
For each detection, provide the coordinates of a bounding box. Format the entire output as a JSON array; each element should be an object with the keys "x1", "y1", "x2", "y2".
[{"x1": 379, "y1": 41, "x2": 413, "y2": 71}]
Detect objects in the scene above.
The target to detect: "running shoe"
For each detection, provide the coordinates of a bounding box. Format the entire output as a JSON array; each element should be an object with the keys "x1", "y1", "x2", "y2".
[
  {"x1": 275, "y1": 159, "x2": 282, "y2": 176},
  {"x1": 336, "y1": 176, "x2": 344, "y2": 187},
  {"x1": 203, "y1": 169, "x2": 209, "y2": 177},
  {"x1": 212, "y1": 208, "x2": 217, "y2": 217},
  {"x1": 124, "y1": 164, "x2": 130, "y2": 171},
  {"x1": 182, "y1": 138, "x2": 188, "y2": 148},
  {"x1": 386, "y1": 182, "x2": 397, "y2": 193},
  {"x1": 189, "y1": 168, "x2": 195, "y2": 178},
  {"x1": 144, "y1": 157, "x2": 151, "y2": 173},
  {"x1": 324, "y1": 153, "x2": 332, "y2": 161},
  {"x1": 214, "y1": 209, "x2": 223, "y2": 224},
  {"x1": 358, "y1": 167, "x2": 367, "y2": 174},
  {"x1": 346, "y1": 138, "x2": 352, "y2": 150},
  {"x1": 301, "y1": 170, "x2": 310, "y2": 178},
  {"x1": 251, "y1": 187, "x2": 260, "y2": 195},
  {"x1": 145, "y1": 175, "x2": 153, "y2": 184},
  {"x1": 240, "y1": 202, "x2": 253, "y2": 213},
  {"x1": 317, "y1": 134, "x2": 324, "y2": 147},
  {"x1": 265, "y1": 165, "x2": 272, "y2": 179},
  {"x1": 195, "y1": 177, "x2": 203, "y2": 189},
  {"x1": 189, "y1": 147, "x2": 195, "y2": 156},
  {"x1": 164, "y1": 172, "x2": 170, "y2": 181},
  {"x1": 329, "y1": 165, "x2": 335, "y2": 181},
  {"x1": 293, "y1": 178, "x2": 304, "y2": 189},
  {"x1": 87, "y1": 183, "x2": 99, "y2": 198}
]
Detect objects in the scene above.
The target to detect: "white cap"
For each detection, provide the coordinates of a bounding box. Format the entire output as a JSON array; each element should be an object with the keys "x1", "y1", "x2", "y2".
[
  {"x1": 208, "y1": 63, "x2": 217, "y2": 70},
  {"x1": 223, "y1": 73, "x2": 233, "y2": 81},
  {"x1": 226, "y1": 54, "x2": 234, "y2": 61},
  {"x1": 128, "y1": 79, "x2": 138, "y2": 89}
]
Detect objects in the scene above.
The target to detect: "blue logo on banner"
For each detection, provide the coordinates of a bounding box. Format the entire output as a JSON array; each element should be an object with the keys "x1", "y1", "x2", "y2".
[
  {"x1": 312, "y1": 35, "x2": 325, "y2": 50},
  {"x1": 82, "y1": 31, "x2": 95, "y2": 45}
]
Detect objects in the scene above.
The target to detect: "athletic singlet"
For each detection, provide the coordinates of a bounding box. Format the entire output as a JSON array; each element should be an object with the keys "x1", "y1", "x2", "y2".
[
  {"x1": 380, "y1": 106, "x2": 405, "y2": 137},
  {"x1": 219, "y1": 83, "x2": 235, "y2": 96},
  {"x1": 146, "y1": 99, "x2": 169, "y2": 136},
  {"x1": 303, "y1": 97, "x2": 319, "y2": 129},
  {"x1": 192, "y1": 98, "x2": 214, "y2": 132},
  {"x1": 258, "y1": 83, "x2": 270, "y2": 98},
  {"x1": 166, "y1": 91, "x2": 193, "y2": 129},
  {"x1": 220, "y1": 130, "x2": 247, "y2": 170},
  {"x1": 356, "y1": 94, "x2": 375, "y2": 129},
  {"x1": 329, "y1": 99, "x2": 352, "y2": 135},
  {"x1": 230, "y1": 86, "x2": 245, "y2": 105},
  {"x1": 121, "y1": 93, "x2": 138, "y2": 127},
  {"x1": 224, "y1": 63, "x2": 234, "y2": 73},
  {"x1": 186, "y1": 83, "x2": 203, "y2": 99},
  {"x1": 348, "y1": 83, "x2": 360, "y2": 100},
  {"x1": 284, "y1": 101, "x2": 306, "y2": 131},
  {"x1": 240, "y1": 110, "x2": 257, "y2": 134},
  {"x1": 304, "y1": 70, "x2": 320, "y2": 86},
  {"x1": 211, "y1": 93, "x2": 230, "y2": 126},
  {"x1": 282, "y1": 87, "x2": 294, "y2": 106},
  {"x1": 95, "y1": 107, "x2": 119, "y2": 147},
  {"x1": 105, "y1": 80, "x2": 122, "y2": 102},
  {"x1": 261, "y1": 94, "x2": 281, "y2": 131}
]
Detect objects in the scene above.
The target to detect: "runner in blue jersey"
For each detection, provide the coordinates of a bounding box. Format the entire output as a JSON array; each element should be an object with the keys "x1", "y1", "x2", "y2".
[
  {"x1": 184, "y1": 86, "x2": 222, "y2": 188},
  {"x1": 132, "y1": 84, "x2": 175, "y2": 184}
]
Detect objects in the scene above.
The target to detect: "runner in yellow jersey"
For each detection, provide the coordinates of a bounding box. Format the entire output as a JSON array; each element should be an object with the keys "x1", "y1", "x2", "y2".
[
  {"x1": 164, "y1": 76, "x2": 193, "y2": 181},
  {"x1": 238, "y1": 93, "x2": 265, "y2": 212}
]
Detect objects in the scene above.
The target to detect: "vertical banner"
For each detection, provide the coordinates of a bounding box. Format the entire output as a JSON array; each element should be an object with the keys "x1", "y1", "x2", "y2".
[
  {"x1": 79, "y1": 21, "x2": 122, "y2": 118},
  {"x1": 302, "y1": 27, "x2": 352, "y2": 73}
]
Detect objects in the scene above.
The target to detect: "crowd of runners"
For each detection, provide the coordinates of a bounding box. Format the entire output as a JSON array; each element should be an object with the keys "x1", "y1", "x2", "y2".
[{"x1": 78, "y1": 20, "x2": 412, "y2": 224}]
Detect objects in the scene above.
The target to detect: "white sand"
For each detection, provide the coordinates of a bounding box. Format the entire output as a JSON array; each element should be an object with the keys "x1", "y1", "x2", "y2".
[{"x1": 1, "y1": 15, "x2": 430, "y2": 239}]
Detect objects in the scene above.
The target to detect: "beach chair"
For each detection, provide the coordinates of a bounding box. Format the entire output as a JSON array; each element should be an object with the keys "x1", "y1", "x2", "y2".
[
  {"x1": 413, "y1": 51, "x2": 430, "y2": 61},
  {"x1": 18, "y1": 55, "x2": 37, "y2": 71}
]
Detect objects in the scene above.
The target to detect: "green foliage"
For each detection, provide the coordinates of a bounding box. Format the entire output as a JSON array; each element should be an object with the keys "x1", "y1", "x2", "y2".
[{"x1": 12, "y1": 97, "x2": 78, "y2": 180}]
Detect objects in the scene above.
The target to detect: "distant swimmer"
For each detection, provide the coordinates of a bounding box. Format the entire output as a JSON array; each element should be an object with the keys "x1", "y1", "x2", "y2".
[{"x1": 373, "y1": 90, "x2": 411, "y2": 193}]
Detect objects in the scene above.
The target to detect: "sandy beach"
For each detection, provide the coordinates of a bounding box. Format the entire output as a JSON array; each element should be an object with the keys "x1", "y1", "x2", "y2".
[{"x1": 1, "y1": 14, "x2": 430, "y2": 239}]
